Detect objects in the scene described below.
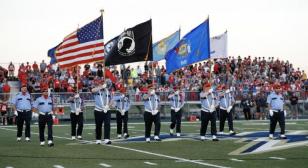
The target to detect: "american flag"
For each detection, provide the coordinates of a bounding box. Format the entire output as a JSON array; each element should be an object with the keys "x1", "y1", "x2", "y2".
[{"x1": 55, "y1": 17, "x2": 104, "y2": 68}]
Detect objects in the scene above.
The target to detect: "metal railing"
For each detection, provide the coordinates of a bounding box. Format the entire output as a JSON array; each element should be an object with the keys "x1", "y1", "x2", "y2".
[{"x1": 1, "y1": 91, "x2": 308, "y2": 124}]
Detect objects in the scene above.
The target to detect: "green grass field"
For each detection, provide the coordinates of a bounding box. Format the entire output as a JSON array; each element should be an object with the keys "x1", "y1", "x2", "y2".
[{"x1": 1, "y1": 120, "x2": 308, "y2": 168}]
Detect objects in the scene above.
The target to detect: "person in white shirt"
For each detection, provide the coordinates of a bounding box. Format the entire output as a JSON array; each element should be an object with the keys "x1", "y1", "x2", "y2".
[{"x1": 168, "y1": 86, "x2": 185, "y2": 137}]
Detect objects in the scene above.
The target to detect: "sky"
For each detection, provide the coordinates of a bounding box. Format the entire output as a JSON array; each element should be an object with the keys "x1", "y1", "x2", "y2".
[{"x1": 0, "y1": 0, "x2": 307, "y2": 72}]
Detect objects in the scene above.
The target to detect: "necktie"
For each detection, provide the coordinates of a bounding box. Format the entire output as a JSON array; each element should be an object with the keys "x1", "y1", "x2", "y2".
[
  {"x1": 151, "y1": 96, "x2": 155, "y2": 111},
  {"x1": 122, "y1": 96, "x2": 125, "y2": 110}
]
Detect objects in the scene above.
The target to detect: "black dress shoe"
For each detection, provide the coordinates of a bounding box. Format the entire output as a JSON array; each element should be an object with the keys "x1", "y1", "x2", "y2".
[
  {"x1": 229, "y1": 132, "x2": 236, "y2": 136},
  {"x1": 48, "y1": 143, "x2": 54, "y2": 147},
  {"x1": 212, "y1": 138, "x2": 219, "y2": 141},
  {"x1": 154, "y1": 138, "x2": 162, "y2": 141},
  {"x1": 105, "y1": 141, "x2": 112, "y2": 145},
  {"x1": 124, "y1": 134, "x2": 130, "y2": 139}
]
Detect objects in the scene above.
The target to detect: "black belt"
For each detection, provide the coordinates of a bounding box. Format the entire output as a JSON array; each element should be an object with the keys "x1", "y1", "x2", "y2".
[
  {"x1": 39, "y1": 112, "x2": 52, "y2": 115},
  {"x1": 201, "y1": 110, "x2": 211, "y2": 113},
  {"x1": 17, "y1": 110, "x2": 31, "y2": 113}
]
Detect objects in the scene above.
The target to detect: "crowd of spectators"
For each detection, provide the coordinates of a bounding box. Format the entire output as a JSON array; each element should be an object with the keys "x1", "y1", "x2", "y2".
[
  {"x1": 1, "y1": 56, "x2": 308, "y2": 98},
  {"x1": 0, "y1": 56, "x2": 308, "y2": 121}
]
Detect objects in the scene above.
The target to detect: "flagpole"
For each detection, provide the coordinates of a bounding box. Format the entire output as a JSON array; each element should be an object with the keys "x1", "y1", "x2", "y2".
[
  {"x1": 100, "y1": 9, "x2": 106, "y2": 81},
  {"x1": 76, "y1": 65, "x2": 79, "y2": 93},
  {"x1": 75, "y1": 24, "x2": 80, "y2": 94},
  {"x1": 179, "y1": 26, "x2": 181, "y2": 39},
  {"x1": 152, "y1": 61, "x2": 154, "y2": 87}
]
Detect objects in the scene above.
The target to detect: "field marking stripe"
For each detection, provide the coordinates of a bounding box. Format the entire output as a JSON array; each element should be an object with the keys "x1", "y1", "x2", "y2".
[
  {"x1": 53, "y1": 165, "x2": 65, "y2": 168},
  {"x1": 0, "y1": 127, "x2": 230, "y2": 168},
  {"x1": 144, "y1": 161, "x2": 157, "y2": 165},
  {"x1": 108, "y1": 145, "x2": 229, "y2": 168},
  {"x1": 230, "y1": 158, "x2": 244, "y2": 162},
  {"x1": 176, "y1": 160, "x2": 203, "y2": 162},
  {"x1": 99, "y1": 163, "x2": 112, "y2": 167},
  {"x1": 269, "y1": 157, "x2": 286, "y2": 160}
]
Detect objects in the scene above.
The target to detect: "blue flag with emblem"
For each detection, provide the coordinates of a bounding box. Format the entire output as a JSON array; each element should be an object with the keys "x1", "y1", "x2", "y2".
[
  {"x1": 153, "y1": 30, "x2": 180, "y2": 61},
  {"x1": 165, "y1": 18, "x2": 210, "y2": 74},
  {"x1": 47, "y1": 43, "x2": 62, "y2": 64}
]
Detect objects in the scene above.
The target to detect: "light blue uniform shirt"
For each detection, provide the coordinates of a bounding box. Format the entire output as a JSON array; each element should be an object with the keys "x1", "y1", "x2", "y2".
[
  {"x1": 93, "y1": 89, "x2": 111, "y2": 111},
  {"x1": 267, "y1": 92, "x2": 284, "y2": 111},
  {"x1": 143, "y1": 94, "x2": 160, "y2": 113},
  {"x1": 33, "y1": 96, "x2": 53, "y2": 113},
  {"x1": 200, "y1": 92, "x2": 218, "y2": 111},
  {"x1": 113, "y1": 93, "x2": 131, "y2": 112},
  {"x1": 68, "y1": 97, "x2": 84, "y2": 113},
  {"x1": 168, "y1": 92, "x2": 185, "y2": 110},
  {"x1": 219, "y1": 92, "x2": 235, "y2": 109},
  {"x1": 11, "y1": 92, "x2": 32, "y2": 111}
]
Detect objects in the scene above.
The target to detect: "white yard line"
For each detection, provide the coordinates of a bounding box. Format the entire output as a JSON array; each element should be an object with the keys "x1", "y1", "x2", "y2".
[
  {"x1": 0, "y1": 127, "x2": 230, "y2": 168},
  {"x1": 269, "y1": 157, "x2": 286, "y2": 160},
  {"x1": 230, "y1": 158, "x2": 244, "y2": 162},
  {"x1": 99, "y1": 163, "x2": 112, "y2": 167},
  {"x1": 108, "y1": 145, "x2": 230, "y2": 168},
  {"x1": 5, "y1": 166, "x2": 14, "y2": 168},
  {"x1": 144, "y1": 161, "x2": 157, "y2": 166},
  {"x1": 176, "y1": 160, "x2": 203, "y2": 162},
  {"x1": 53, "y1": 165, "x2": 65, "y2": 168}
]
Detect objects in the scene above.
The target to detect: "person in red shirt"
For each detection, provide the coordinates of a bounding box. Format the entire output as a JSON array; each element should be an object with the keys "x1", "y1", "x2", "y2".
[
  {"x1": 168, "y1": 74, "x2": 174, "y2": 85},
  {"x1": 40, "y1": 79, "x2": 48, "y2": 92},
  {"x1": 67, "y1": 85, "x2": 74, "y2": 93},
  {"x1": 32, "y1": 61, "x2": 39, "y2": 74},
  {"x1": 54, "y1": 78, "x2": 60, "y2": 92},
  {"x1": 139, "y1": 84, "x2": 148, "y2": 94},
  {"x1": 213, "y1": 62, "x2": 220, "y2": 74},
  {"x1": 25, "y1": 62, "x2": 31, "y2": 73},
  {"x1": 60, "y1": 79, "x2": 69, "y2": 92},
  {"x1": 83, "y1": 68, "x2": 90, "y2": 77},
  {"x1": 2, "y1": 79, "x2": 11, "y2": 101},
  {"x1": 8, "y1": 62, "x2": 15, "y2": 78},
  {"x1": 18, "y1": 64, "x2": 27, "y2": 86}
]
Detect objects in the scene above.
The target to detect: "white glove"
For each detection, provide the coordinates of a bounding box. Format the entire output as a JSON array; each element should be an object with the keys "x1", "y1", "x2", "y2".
[
  {"x1": 152, "y1": 110, "x2": 159, "y2": 115},
  {"x1": 32, "y1": 112, "x2": 39, "y2": 118},
  {"x1": 102, "y1": 84, "x2": 107, "y2": 89},
  {"x1": 284, "y1": 110, "x2": 287, "y2": 117},
  {"x1": 74, "y1": 94, "x2": 80, "y2": 98},
  {"x1": 150, "y1": 90, "x2": 155, "y2": 95},
  {"x1": 227, "y1": 106, "x2": 232, "y2": 113},
  {"x1": 225, "y1": 89, "x2": 230, "y2": 94},
  {"x1": 121, "y1": 110, "x2": 126, "y2": 116},
  {"x1": 269, "y1": 110, "x2": 273, "y2": 117},
  {"x1": 121, "y1": 94, "x2": 125, "y2": 98},
  {"x1": 210, "y1": 105, "x2": 216, "y2": 112},
  {"x1": 103, "y1": 106, "x2": 110, "y2": 113},
  {"x1": 76, "y1": 108, "x2": 81, "y2": 115},
  {"x1": 175, "y1": 91, "x2": 179, "y2": 95},
  {"x1": 209, "y1": 88, "x2": 213, "y2": 93},
  {"x1": 52, "y1": 115, "x2": 56, "y2": 119},
  {"x1": 14, "y1": 110, "x2": 18, "y2": 116}
]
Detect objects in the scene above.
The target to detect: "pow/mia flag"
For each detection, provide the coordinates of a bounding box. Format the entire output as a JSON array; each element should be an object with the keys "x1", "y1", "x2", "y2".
[{"x1": 104, "y1": 19, "x2": 153, "y2": 66}]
